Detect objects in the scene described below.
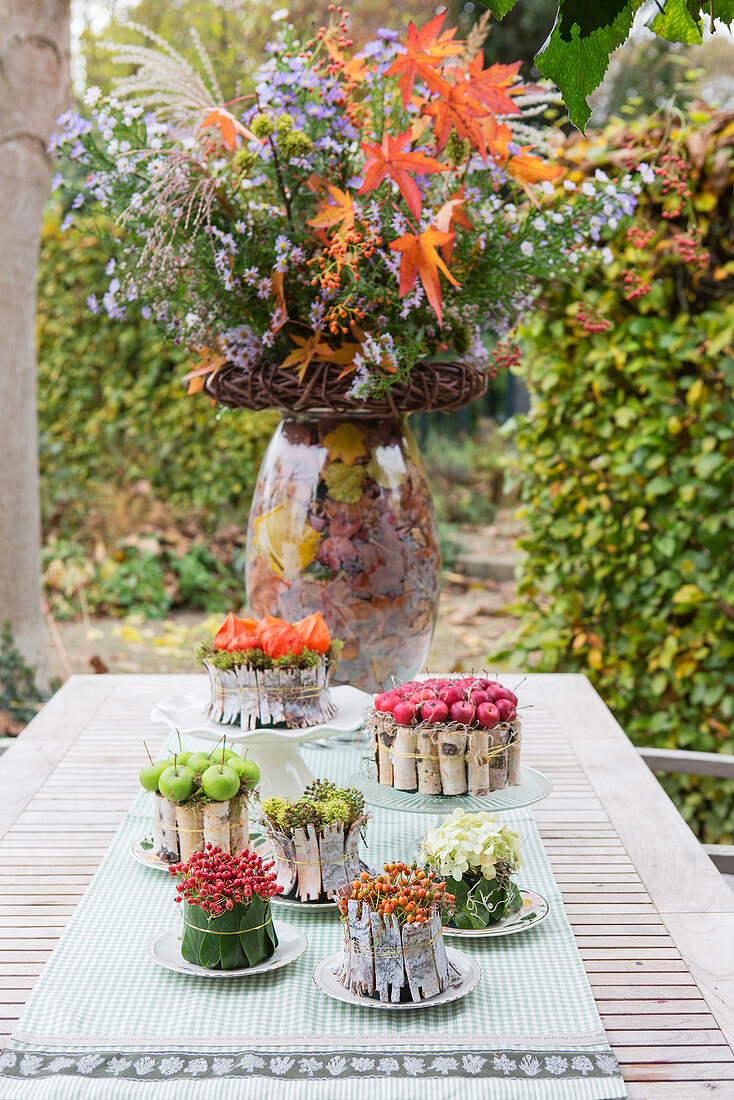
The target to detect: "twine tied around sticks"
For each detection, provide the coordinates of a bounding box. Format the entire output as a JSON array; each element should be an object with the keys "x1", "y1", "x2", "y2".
[
  {"x1": 377, "y1": 737, "x2": 520, "y2": 766},
  {"x1": 342, "y1": 925, "x2": 444, "y2": 958},
  {"x1": 148, "y1": 817, "x2": 249, "y2": 835},
  {"x1": 181, "y1": 913, "x2": 274, "y2": 935}
]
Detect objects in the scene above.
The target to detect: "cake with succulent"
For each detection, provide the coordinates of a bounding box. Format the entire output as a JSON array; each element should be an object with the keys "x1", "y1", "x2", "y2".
[
  {"x1": 170, "y1": 845, "x2": 282, "y2": 969},
  {"x1": 197, "y1": 612, "x2": 343, "y2": 729},
  {"x1": 420, "y1": 810, "x2": 523, "y2": 930},
  {"x1": 139, "y1": 746, "x2": 260, "y2": 864},
  {"x1": 337, "y1": 861, "x2": 457, "y2": 1003},
  {"x1": 261, "y1": 780, "x2": 368, "y2": 902},
  {"x1": 368, "y1": 676, "x2": 522, "y2": 796}
]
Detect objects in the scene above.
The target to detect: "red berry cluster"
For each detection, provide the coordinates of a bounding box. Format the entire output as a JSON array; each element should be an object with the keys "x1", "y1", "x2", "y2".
[
  {"x1": 490, "y1": 339, "x2": 522, "y2": 378},
  {"x1": 170, "y1": 843, "x2": 283, "y2": 915},
  {"x1": 576, "y1": 306, "x2": 612, "y2": 334},
  {"x1": 340, "y1": 862, "x2": 455, "y2": 925},
  {"x1": 374, "y1": 676, "x2": 518, "y2": 730}
]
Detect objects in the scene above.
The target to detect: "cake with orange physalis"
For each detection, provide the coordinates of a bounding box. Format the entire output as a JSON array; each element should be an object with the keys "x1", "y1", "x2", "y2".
[{"x1": 197, "y1": 612, "x2": 343, "y2": 729}]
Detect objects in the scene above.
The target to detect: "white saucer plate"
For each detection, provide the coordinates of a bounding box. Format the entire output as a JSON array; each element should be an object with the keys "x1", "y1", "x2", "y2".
[
  {"x1": 442, "y1": 889, "x2": 549, "y2": 938},
  {"x1": 148, "y1": 920, "x2": 307, "y2": 979},
  {"x1": 151, "y1": 683, "x2": 372, "y2": 745},
  {"x1": 313, "y1": 947, "x2": 481, "y2": 1010},
  {"x1": 131, "y1": 836, "x2": 175, "y2": 873}
]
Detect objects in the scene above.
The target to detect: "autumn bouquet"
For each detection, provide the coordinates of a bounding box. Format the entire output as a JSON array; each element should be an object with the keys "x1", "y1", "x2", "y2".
[
  {"x1": 197, "y1": 610, "x2": 342, "y2": 728},
  {"x1": 53, "y1": 9, "x2": 639, "y2": 410}
]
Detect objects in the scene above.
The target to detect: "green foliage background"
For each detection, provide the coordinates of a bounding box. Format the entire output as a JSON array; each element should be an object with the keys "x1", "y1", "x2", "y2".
[{"x1": 505, "y1": 111, "x2": 734, "y2": 843}]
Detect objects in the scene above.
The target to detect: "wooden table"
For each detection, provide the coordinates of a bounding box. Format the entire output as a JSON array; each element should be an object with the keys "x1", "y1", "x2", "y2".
[{"x1": 1, "y1": 672, "x2": 733, "y2": 1098}]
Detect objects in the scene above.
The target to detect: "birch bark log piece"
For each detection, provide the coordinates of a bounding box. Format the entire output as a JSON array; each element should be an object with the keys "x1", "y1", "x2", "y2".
[
  {"x1": 507, "y1": 722, "x2": 522, "y2": 785},
  {"x1": 262, "y1": 670, "x2": 285, "y2": 726},
  {"x1": 344, "y1": 818, "x2": 363, "y2": 881},
  {"x1": 319, "y1": 821, "x2": 347, "y2": 897},
  {"x1": 220, "y1": 669, "x2": 240, "y2": 725},
  {"x1": 438, "y1": 728, "x2": 468, "y2": 794},
  {"x1": 402, "y1": 910, "x2": 450, "y2": 1000},
  {"x1": 391, "y1": 725, "x2": 418, "y2": 790},
  {"x1": 202, "y1": 800, "x2": 231, "y2": 852},
  {"x1": 263, "y1": 823, "x2": 297, "y2": 894},
  {"x1": 156, "y1": 795, "x2": 179, "y2": 863},
  {"x1": 416, "y1": 728, "x2": 442, "y2": 794},
  {"x1": 376, "y1": 727, "x2": 395, "y2": 785},
  {"x1": 175, "y1": 803, "x2": 204, "y2": 863},
  {"x1": 340, "y1": 899, "x2": 374, "y2": 996},
  {"x1": 292, "y1": 824, "x2": 321, "y2": 900},
  {"x1": 203, "y1": 662, "x2": 225, "y2": 723},
  {"x1": 235, "y1": 668, "x2": 258, "y2": 730},
  {"x1": 370, "y1": 911, "x2": 404, "y2": 1003},
  {"x1": 488, "y1": 727, "x2": 509, "y2": 791},
  {"x1": 467, "y1": 728, "x2": 490, "y2": 796},
  {"x1": 229, "y1": 794, "x2": 250, "y2": 853}
]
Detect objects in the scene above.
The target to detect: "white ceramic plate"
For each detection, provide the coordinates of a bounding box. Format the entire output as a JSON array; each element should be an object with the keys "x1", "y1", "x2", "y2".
[
  {"x1": 131, "y1": 836, "x2": 175, "y2": 873},
  {"x1": 151, "y1": 683, "x2": 372, "y2": 745},
  {"x1": 313, "y1": 947, "x2": 481, "y2": 1010},
  {"x1": 442, "y1": 889, "x2": 549, "y2": 938},
  {"x1": 148, "y1": 920, "x2": 307, "y2": 979},
  {"x1": 351, "y1": 764, "x2": 553, "y2": 815}
]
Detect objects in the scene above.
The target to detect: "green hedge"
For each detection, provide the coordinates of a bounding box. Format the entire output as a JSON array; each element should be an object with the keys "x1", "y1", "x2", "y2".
[
  {"x1": 37, "y1": 216, "x2": 277, "y2": 536},
  {"x1": 505, "y1": 112, "x2": 734, "y2": 844}
]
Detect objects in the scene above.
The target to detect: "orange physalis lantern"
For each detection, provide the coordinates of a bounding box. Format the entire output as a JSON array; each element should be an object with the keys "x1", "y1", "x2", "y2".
[
  {"x1": 295, "y1": 613, "x2": 331, "y2": 654},
  {"x1": 258, "y1": 616, "x2": 305, "y2": 659}
]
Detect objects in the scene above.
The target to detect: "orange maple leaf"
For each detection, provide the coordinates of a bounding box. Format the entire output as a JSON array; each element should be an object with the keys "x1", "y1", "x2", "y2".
[
  {"x1": 200, "y1": 107, "x2": 259, "y2": 152},
  {"x1": 183, "y1": 347, "x2": 227, "y2": 395},
  {"x1": 386, "y1": 12, "x2": 462, "y2": 108},
  {"x1": 459, "y1": 56, "x2": 524, "y2": 115},
  {"x1": 281, "y1": 332, "x2": 361, "y2": 383},
  {"x1": 306, "y1": 186, "x2": 355, "y2": 233},
  {"x1": 389, "y1": 227, "x2": 460, "y2": 327},
  {"x1": 424, "y1": 82, "x2": 488, "y2": 155},
  {"x1": 435, "y1": 188, "x2": 473, "y2": 263},
  {"x1": 487, "y1": 122, "x2": 563, "y2": 196},
  {"x1": 358, "y1": 130, "x2": 448, "y2": 220}
]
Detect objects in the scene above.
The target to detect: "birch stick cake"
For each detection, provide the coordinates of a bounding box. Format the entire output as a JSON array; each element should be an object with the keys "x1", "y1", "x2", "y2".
[
  {"x1": 261, "y1": 780, "x2": 368, "y2": 901},
  {"x1": 368, "y1": 676, "x2": 522, "y2": 796},
  {"x1": 139, "y1": 746, "x2": 260, "y2": 864},
  {"x1": 197, "y1": 612, "x2": 343, "y2": 729},
  {"x1": 337, "y1": 862, "x2": 457, "y2": 1003}
]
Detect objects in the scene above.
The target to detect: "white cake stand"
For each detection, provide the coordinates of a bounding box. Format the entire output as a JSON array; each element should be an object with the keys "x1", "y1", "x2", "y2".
[{"x1": 151, "y1": 681, "x2": 371, "y2": 798}]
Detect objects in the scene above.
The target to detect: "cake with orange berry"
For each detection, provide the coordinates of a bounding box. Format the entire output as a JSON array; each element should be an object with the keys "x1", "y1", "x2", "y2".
[
  {"x1": 367, "y1": 675, "x2": 522, "y2": 796},
  {"x1": 337, "y1": 862, "x2": 457, "y2": 1003},
  {"x1": 197, "y1": 612, "x2": 342, "y2": 729}
]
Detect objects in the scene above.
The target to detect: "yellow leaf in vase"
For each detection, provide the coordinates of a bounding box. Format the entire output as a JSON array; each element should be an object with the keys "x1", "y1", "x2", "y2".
[
  {"x1": 253, "y1": 502, "x2": 321, "y2": 578},
  {"x1": 322, "y1": 423, "x2": 367, "y2": 466},
  {"x1": 323, "y1": 462, "x2": 365, "y2": 503},
  {"x1": 365, "y1": 452, "x2": 406, "y2": 490}
]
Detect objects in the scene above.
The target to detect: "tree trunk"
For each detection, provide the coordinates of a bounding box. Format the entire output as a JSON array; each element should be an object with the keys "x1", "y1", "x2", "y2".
[{"x1": 0, "y1": 0, "x2": 70, "y2": 684}]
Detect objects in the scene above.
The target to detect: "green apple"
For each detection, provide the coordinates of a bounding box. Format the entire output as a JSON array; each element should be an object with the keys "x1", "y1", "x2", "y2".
[
  {"x1": 209, "y1": 748, "x2": 239, "y2": 763},
  {"x1": 175, "y1": 751, "x2": 192, "y2": 764},
  {"x1": 227, "y1": 756, "x2": 261, "y2": 790},
  {"x1": 186, "y1": 752, "x2": 211, "y2": 776},
  {"x1": 201, "y1": 764, "x2": 240, "y2": 801},
  {"x1": 139, "y1": 760, "x2": 171, "y2": 792},
  {"x1": 159, "y1": 764, "x2": 196, "y2": 803}
]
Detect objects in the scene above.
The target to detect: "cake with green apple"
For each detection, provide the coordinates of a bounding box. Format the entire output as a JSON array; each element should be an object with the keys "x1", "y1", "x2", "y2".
[
  {"x1": 197, "y1": 612, "x2": 343, "y2": 729},
  {"x1": 139, "y1": 746, "x2": 260, "y2": 864}
]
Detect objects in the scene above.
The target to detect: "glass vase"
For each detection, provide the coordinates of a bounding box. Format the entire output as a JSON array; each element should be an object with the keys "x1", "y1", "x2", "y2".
[{"x1": 245, "y1": 414, "x2": 441, "y2": 691}]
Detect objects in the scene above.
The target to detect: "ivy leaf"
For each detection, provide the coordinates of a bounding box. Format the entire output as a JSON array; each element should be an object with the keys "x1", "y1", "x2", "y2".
[
  {"x1": 323, "y1": 462, "x2": 365, "y2": 503},
  {"x1": 536, "y1": 0, "x2": 644, "y2": 131},
  {"x1": 649, "y1": 0, "x2": 703, "y2": 44},
  {"x1": 484, "y1": 0, "x2": 521, "y2": 15},
  {"x1": 322, "y1": 423, "x2": 367, "y2": 467}
]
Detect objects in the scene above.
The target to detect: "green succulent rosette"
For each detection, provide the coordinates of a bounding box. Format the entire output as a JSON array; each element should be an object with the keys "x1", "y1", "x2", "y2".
[
  {"x1": 181, "y1": 895, "x2": 278, "y2": 970},
  {"x1": 420, "y1": 809, "x2": 523, "y2": 930}
]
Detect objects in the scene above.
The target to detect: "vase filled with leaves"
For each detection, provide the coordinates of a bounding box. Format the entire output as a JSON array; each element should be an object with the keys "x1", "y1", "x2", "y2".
[{"x1": 56, "y1": 10, "x2": 638, "y2": 686}]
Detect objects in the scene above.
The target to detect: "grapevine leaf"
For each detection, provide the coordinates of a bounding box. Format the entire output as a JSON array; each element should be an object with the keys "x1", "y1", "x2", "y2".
[
  {"x1": 650, "y1": 0, "x2": 703, "y2": 44},
  {"x1": 536, "y1": 0, "x2": 644, "y2": 131},
  {"x1": 484, "y1": 0, "x2": 521, "y2": 16},
  {"x1": 322, "y1": 423, "x2": 367, "y2": 466}
]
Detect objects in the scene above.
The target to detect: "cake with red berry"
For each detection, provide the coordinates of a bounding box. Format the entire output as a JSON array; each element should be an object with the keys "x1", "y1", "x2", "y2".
[
  {"x1": 368, "y1": 676, "x2": 522, "y2": 796},
  {"x1": 197, "y1": 612, "x2": 342, "y2": 729}
]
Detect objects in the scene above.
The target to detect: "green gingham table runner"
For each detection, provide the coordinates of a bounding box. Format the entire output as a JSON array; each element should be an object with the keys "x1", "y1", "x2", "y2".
[{"x1": 0, "y1": 736, "x2": 626, "y2": 1099}]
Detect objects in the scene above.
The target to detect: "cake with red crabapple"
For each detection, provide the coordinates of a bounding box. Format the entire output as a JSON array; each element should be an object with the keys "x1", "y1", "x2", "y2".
[{"x1": 367, "y1": 676, "x2": 522, "y2": 796}]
